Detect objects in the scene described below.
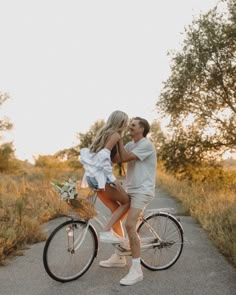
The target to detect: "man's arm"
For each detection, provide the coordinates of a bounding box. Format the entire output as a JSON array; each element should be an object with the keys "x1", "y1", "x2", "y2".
[{"x1": 116, "y1": 139, "x2": 138, "y2": 163}]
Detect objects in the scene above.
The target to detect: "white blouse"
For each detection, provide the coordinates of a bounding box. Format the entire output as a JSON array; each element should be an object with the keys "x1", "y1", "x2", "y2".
[{"x1": 79, "y1": 147, "x2": 116, "y2": 189}]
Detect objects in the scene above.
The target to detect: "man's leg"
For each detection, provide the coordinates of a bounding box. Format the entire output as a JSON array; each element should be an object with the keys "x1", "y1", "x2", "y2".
[
  {"x1": 125, "y1": 208, "x2": 142, "y2": 257},
  {"x1": 119, "y1": 207, "x2": 143, "y2": 285}
]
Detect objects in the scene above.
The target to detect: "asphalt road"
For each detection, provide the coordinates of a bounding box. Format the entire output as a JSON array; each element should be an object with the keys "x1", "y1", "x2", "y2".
[{"x1": 0, "y1": 187, "x2": 235, "y2": 295}]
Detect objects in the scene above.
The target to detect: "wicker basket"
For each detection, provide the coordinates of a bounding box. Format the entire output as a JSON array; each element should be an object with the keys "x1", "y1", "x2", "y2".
[
  {"x1": 67, "y1": 194, "x2": 97, "y2": 219},
  {"x1": 51, "y1": 179, "x2": 97, "y2": 219}
]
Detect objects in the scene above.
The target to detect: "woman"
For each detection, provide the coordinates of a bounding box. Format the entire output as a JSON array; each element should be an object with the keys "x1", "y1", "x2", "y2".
[{"x1": 80, "y1": 110, "x2": 130, "y2": 243}]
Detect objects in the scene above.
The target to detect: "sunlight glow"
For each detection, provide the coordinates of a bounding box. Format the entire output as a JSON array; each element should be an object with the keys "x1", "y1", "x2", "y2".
[{"x1": 0, "y1": 0, "x2": 221, "y2": 162}]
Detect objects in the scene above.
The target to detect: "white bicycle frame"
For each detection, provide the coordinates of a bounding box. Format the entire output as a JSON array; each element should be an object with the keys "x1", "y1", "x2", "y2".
[
  {"x1": 70, "y1": 204, "x2": 182, "y2": 252},
  {"x1": 52, "y1": 180, "x2": 184, "y2": 253}
]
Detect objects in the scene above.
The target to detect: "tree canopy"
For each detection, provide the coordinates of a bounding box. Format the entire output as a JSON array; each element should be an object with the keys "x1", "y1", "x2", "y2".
[
  {"x1": 156, "y1": 0, "x2": 236, "y2": 173},
  {"x1": 0, "y1": 92, "x2": 13, "y2": 137},
  {"x1": 0, "y1": 92, "x2": 16, "y2": 172},
  {"x1": 77, "y1": 119, "x2": 132, "y2": 150},
  {"x1": 77, "y1": 120, "x2": 105, "y2": 149}
]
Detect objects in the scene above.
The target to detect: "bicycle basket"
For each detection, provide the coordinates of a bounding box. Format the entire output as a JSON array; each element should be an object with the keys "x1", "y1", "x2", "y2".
[
  {"x1": 68, "y1": 192, "x2": 97, "y2": 219},
  {"x1": 51, "y1": 179, "x2": 97, "y2": 219}
]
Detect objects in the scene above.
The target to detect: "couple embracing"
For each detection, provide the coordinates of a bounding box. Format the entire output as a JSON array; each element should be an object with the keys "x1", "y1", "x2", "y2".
[{"x1": 80, "y1": 110, "x2": 157, "y2": 286}]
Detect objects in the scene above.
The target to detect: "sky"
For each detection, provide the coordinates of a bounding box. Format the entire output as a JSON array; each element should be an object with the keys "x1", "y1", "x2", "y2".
[{"x1": 0, "y1": 0, "x2": 220, "y2": 163}]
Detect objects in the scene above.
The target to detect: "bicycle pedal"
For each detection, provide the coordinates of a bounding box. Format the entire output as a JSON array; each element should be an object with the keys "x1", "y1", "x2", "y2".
[
  {"x1": 117, "y1": 249, "x2": 132, "y2": 256},
  {"x1": 116, "y1": 245, "x2": 131, "y2": 256}
]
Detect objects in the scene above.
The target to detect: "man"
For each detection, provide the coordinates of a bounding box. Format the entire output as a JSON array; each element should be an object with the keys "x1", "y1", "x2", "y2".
[{"x1": 99, "y1": 117, "x2": 157, "y2": 286}]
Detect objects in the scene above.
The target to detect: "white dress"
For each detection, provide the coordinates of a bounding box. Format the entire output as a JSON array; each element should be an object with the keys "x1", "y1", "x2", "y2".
[{"x1": 79, "y1": 147, "x2": 116, "y2": 189}]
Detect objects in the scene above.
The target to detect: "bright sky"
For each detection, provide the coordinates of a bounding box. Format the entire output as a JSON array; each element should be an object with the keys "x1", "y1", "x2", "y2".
[{"x1": 0, "y1": 0, "x2": 220, "y2": 163}]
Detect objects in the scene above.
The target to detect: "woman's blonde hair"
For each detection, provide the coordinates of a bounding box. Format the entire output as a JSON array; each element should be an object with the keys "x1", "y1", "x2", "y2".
[{"x1": 90, "y1": 110, "x2": 129, "y2": 153}]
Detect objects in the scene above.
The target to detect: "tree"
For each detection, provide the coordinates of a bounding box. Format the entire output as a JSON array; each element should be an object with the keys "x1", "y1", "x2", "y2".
[
  {"x1": 156, "y1": 0, "x2": 236, "y2": 171},
  {"x1": 149, "y1": 120, "x2": 165, "y2": 155},
  {"x1": 77, "y1": 120, "x2": 105, "y2": 149},
  {"x1": 77, "y1": 119, "x2": 131, "y2": 149},
  {"x1": 0, "y1": 92, "x2": 16, "y2": 173},
  {"x1": 0, "y1": 143, "x2": 16, "y2": 172},
  {"x1": 54, "y1": 147, "x2": 82, "y2": 170},
  {"x1": 159, "y1": 125, "x2": 224, "y2": 178},
  {"x1": 0, "y1": 92, "x2": 13, "y2": 138}
]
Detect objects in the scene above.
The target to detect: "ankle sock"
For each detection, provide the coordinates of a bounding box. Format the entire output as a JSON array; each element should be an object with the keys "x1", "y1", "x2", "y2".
[{"x1": 132, "y1": 258, "x2": 141, "y2": 265}]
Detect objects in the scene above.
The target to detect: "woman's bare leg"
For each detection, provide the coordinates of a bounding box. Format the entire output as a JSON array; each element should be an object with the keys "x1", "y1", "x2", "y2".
[
  {"x1": 98, "y1": 183, "x2": 130, "y2": 235},
  {"x1": 98, "y1": 192, "x2": 127, "y2": 237},
  {"x1": 103, "y1": 202, "x2": 130, "y2": 233}
]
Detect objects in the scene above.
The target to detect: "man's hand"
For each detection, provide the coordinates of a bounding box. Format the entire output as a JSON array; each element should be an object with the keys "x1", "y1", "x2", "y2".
[{"x1": 110, "y1": 180, "x2": 126, "y2": 195}]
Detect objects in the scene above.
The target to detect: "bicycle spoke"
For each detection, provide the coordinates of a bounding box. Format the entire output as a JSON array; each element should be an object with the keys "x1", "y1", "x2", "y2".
[
  {"x1": 43, "y1": 220, "x2": 98, "y2": 282},
  {"x1": 138, "y1": 213, "x2": 183, "y2": 270}
]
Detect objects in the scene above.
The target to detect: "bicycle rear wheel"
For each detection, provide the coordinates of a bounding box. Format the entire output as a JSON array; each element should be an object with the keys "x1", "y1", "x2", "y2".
[
  {"x1": 43, "y1": 220, "x2": 98, "y2": 282},
  {"x1": 138, "y1": 212, "x2": 183, "y2": 270}
]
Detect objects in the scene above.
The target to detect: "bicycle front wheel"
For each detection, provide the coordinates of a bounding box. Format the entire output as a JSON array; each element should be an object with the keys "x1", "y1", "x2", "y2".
[
  {"x1": 138, "y1": 212, "x2": 183, "y2": 271},
  {"x1": 43, "y1": 220, "x2": 98, "y2": 282}
]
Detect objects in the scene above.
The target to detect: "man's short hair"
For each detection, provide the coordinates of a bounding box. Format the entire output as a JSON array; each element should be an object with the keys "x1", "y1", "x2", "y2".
[{"x1": 134, "y1": 117, "x2": 150, "y2": 137}]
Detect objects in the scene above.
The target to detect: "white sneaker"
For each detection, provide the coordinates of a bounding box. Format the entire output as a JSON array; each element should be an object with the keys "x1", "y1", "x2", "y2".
[
  {"x1": 99, "y1": 231, "x2": 121, "y2": 243},
  {"x1": 99, "y1": 253, "x2": 126, "y2": 268},
  {"x1": 120, "y1": 265, "x2": 143, "y2": 286}
]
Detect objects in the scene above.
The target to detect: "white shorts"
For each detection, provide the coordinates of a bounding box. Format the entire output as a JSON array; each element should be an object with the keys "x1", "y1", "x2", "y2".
[{"x1": 128, "y1": 193, "x2": 153, "y2": 210}]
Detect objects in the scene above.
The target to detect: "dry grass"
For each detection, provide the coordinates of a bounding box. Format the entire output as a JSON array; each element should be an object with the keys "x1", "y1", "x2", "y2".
[
  {"x1": 2, "y1": 163, "x2": 235, "y2": 267},
  {"x1": 0, "y1": 170, "x2": 85, "y2": 265},
  {"x1": 157, "y1": 167, "x2": 236, "y2": 267}
]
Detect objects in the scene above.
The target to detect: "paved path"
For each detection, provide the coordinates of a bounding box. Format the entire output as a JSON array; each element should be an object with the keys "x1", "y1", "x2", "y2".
[{"x1": 0, "y1": 188, "x2": 235, "y2": 295}]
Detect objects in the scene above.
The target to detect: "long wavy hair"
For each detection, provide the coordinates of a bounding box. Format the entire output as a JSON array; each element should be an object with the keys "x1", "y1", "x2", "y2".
[{"x1": 90, "y1": 110, "x2": 129, "y2": 153}]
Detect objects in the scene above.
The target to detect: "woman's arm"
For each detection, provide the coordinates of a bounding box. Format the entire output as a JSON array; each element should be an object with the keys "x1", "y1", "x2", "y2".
[{"x1": 117, "y1": 139, "x2": 138, "y2": 163}]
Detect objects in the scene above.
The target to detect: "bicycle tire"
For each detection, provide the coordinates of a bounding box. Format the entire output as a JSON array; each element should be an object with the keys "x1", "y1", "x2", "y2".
[
  {"x1": 43, "y1": 220, "x2": 98, "y2": 282},
  {"x1": 138, "y1": 212, "x2": 184, "y2": 270}
]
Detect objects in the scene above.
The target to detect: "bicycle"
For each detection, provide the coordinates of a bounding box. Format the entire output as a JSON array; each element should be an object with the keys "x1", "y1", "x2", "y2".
[{"x1": 43, "y1": 179, "x2": 184, "y2": 283}]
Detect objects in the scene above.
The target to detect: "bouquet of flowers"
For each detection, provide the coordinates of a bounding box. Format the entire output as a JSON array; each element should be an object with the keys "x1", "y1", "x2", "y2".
[
  {"x1": 51, "y1": 178, "x2": 97, "y2": 219},
  {"x1": 51, "y1": 178, "x2": 78, "y2": 201}
]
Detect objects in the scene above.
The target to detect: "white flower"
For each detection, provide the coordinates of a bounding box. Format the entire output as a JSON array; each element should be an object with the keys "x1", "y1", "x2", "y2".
[{"x1": 52, "y1": 179, "x2": 77, "y2": 201}]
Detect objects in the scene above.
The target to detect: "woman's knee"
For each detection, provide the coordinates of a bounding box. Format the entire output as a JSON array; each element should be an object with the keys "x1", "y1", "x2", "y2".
[
  {"x1": 119, "y1": 196, "x2": 130, "y2": 205},
  {"x1": 123, "y1": 202, "x2": 130, "y2": 212}
]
